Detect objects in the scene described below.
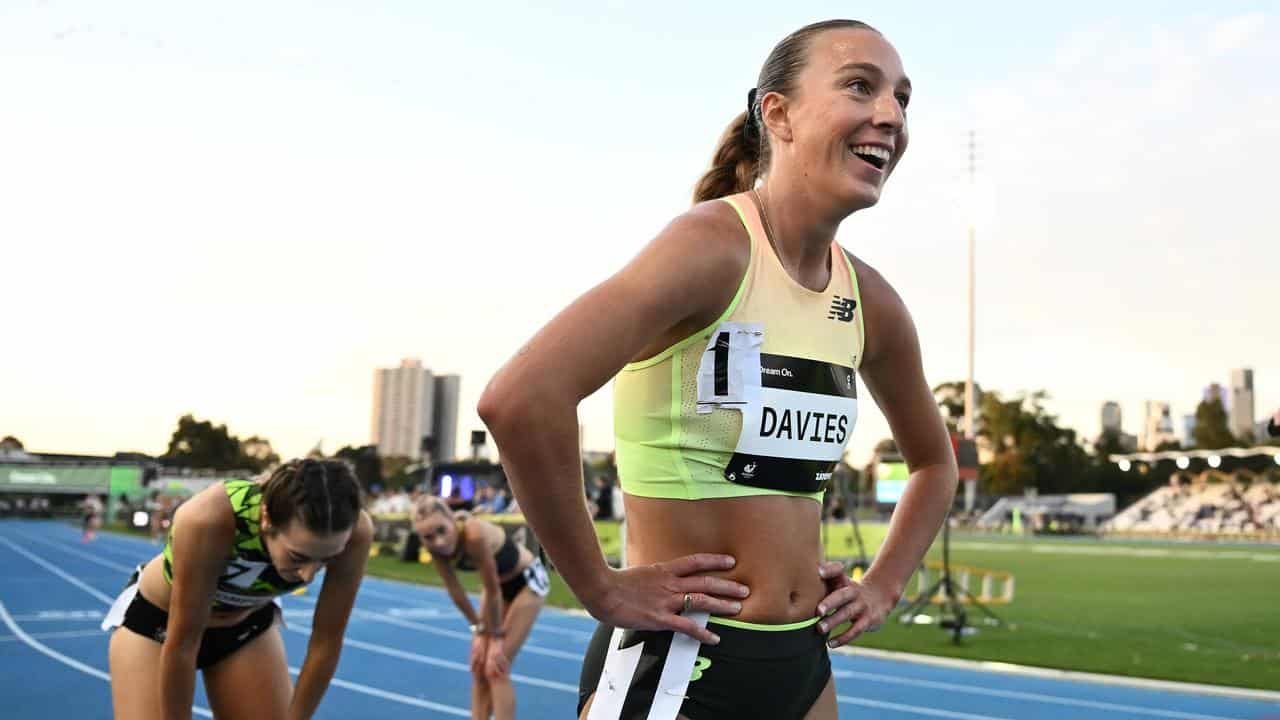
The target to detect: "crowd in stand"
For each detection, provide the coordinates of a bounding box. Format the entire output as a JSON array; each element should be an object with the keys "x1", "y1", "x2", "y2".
[
  {"x1": 0, "y1": 495, "x2": 53, "y2": 516},
  {"x1": 1105, "y1": 474, "x2": 1280, "y2": 534},
  {"x1": 366, "y1": 484, "x2": 520, "y2": 516}
]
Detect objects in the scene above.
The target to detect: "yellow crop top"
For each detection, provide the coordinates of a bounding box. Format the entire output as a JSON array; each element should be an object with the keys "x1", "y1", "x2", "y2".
[{"x1": 612, "y1": 192, "x2": 866, "y2": 503}]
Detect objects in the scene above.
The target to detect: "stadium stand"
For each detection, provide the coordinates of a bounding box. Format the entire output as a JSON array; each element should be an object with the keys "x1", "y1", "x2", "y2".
[{"x1": 1103, "y1": 470, "x2": 1280, "y2": 537}]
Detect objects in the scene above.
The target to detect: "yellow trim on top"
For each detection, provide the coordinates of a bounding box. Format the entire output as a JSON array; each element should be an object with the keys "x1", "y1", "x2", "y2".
[
  {"x1": 840, "y1": 248, "x2": 867, "y2": 371},
  {"x1": 708, "y1": 615, "x2": 822, "y2": 631}
]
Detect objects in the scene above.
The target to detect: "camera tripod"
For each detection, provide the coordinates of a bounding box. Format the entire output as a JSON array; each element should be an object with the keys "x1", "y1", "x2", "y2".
[{"x1": 896, "y1": 514, "x2": 1003, "y2": 644}]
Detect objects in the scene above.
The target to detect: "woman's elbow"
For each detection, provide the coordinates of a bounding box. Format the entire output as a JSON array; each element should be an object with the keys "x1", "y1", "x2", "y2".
[
  {"x1": 478, "y1": 374, "x2": 553, "y2": 438},
  {"x1": 936, "y1": 457, "x2": 960, "y2": 494},
  {"x1": 477, "y1": 378, "x2": 519, "y2": 438}
]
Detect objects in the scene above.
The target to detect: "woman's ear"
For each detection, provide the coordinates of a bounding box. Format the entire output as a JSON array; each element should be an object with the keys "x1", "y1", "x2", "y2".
[{"x1": 760, "y1": 91, "x2": 793, "y2": 143}]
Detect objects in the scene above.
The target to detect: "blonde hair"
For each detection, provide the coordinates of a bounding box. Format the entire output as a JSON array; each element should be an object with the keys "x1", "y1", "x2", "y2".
[{"x1": 412, "y1": 495, "x2": 464, "y2": 524}]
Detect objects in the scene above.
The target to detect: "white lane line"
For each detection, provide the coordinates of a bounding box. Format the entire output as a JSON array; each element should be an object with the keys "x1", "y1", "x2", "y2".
[
  {"x1": 0, "y1": 629, "x2": 108, "y2": 643},
  {"x1": 838, "y1": 695, "x2": 1010, "y2": 720},
  {"x1": 289, "y1": 594, "x2": 584, "y2": 662},
  {"x1": 81, "y1": 536, "x2": 158, "y2": 561},
  {"x1": 360, "y1": 576, "x2": 597, "y2": 635},
  {"x1": 0, "y1": 536, "x2": 115, "y2": 604},
  {"x1": 356, "y1": 585, "x2": 451, "y2": 607},
  {"x1": 16, "y1": 532, "x2": 137, "y2": 574},
  {"x1": 286, "y1": 665, "x2": 470, "y2": 717},
  {"x1": 0, "y1": 600, "x2": 214, "y2": 717},
  {"x1": 531, "y1": 623, "x2": 594, "y2": 641},
  {"x1": 287, "y1": 623, "x2": 578, "y2": 694},
  {"x1": 834, "y1": 669, "x2": 1251, "y2": 720},
  {"x1": 836, "y1": 646, "x2": 1280, "y2": 704},
  {"x1": 951, "y1": 542, "x2": 1280, "y2": 563},
  {"x1": 13, "y1": 611, "x2": 104, "y2": 622},
  {"x1": 356, "y1": 608, "x2": 582, "y2": 661},
  {"x1": 15, "y1": 527, "x2": 1273, "y2": 714},
  {"x1": 3, "y1": 532, "x2": 469, "y2": 718}
]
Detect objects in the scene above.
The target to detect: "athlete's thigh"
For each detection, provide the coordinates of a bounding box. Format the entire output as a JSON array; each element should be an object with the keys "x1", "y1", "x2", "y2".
[
  {"x1": 202, "y1": 616, "x2": 292, "y2": 720},
  {"x1": 802, "y1": 675, "x2": 837, "y2": 720},
  {"x1": 109, "y1": 628, "x2": 164, "y2": 720},
  {"x1": 501, "y1": 590, "x2": 544, "y2": 660}
]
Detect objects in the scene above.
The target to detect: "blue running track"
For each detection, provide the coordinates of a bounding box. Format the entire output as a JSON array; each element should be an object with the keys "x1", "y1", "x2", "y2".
[{"x1": 1, "y1": 519, "x2": 1276, "y2": 719}]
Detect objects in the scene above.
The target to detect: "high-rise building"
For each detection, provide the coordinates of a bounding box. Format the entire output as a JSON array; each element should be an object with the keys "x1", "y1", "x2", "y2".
[
  {"x1": 1100, "y1": 402, "x2": 1122, "y2": 433},
  {"x1": 431, "y1": 374, "x2": 461, "y2": 462},
  {"x1": 1096, "y1": 401, "x2": 1136, "y2": 452},
  {"x1": 371, "y1": 358, "x2": 461, "y2": 461},
  {"x1": 1141, "y1": 401, "x2": 1177, "y2": 451},
  {"x1": 1229, "y1": 368, "x2": 1255, "y2": 441},
  {"x1": 1182, "y1": 414, "x2": 1197, "y2": 449}
]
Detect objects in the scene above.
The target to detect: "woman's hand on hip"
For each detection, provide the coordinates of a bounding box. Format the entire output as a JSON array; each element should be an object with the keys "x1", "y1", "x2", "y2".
[
  {"x1": 583, "y1": 553, "x2": 749, "y2": 645},
  {"x1": 816, "y1": 561, "x2": 896, "y2": 648}
]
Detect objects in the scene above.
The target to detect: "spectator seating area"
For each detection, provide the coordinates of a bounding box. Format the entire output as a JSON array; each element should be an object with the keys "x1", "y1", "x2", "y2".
[{"x1": 1103, "y1": 471, "x2": 1280, "y2": 537}]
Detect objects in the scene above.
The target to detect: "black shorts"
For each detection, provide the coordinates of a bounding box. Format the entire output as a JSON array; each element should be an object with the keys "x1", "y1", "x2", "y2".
[
  {"x1": 105, "y1": 568, "x2": 279, "y2": 670},
  {"x1": 578, "y1": 615, "x2": 831, "y2": 720},
  {"x1": 500, "y1": 557, "x2": 551, "y2": 604}
]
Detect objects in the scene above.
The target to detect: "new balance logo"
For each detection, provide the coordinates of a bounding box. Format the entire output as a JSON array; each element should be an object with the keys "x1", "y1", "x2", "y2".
[
  {"x1": 690, "y1": 656, "x2": 712, "y2": 682},
  {"x1": 828, "y1": 296, "x2": 856, "y2": 322}
]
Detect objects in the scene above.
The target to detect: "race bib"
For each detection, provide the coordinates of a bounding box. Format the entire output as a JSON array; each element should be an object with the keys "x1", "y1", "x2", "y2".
[
  {"x1": 696, "y1": 323, "x2": 858, "y2": 493},
  {"x1": 695, "y1": 322, "x2": 763, "y2": 414}
]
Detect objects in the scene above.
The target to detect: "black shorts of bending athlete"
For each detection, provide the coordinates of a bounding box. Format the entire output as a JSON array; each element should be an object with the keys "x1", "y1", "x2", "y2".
[
  {"x1": 578, "y1": 615, "x2": 831, "y2": 720},
  {"x1": 500, "y1": 557, "x2": 552, "y2": 604},
  {"x1": 102, "y1": 567, "x2": 279, "y2": 670}
]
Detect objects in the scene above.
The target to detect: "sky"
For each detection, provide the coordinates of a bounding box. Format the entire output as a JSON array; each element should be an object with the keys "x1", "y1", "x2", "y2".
[{"x1": 2, "y1": 1, "x2": 1277, "y2": 466}]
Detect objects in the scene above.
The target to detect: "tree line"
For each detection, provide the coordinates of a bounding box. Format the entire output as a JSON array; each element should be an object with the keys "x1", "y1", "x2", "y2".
[
  {"x1": 7, "y1": 386, "x2": 1276, "y2": 505},
  {"x1": 926, "y1": 381, "x2": 1280, "y2": 503}
]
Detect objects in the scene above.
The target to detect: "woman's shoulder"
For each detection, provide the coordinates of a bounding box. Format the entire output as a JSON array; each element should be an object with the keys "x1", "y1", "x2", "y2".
[
  {"x1": 351, "y1": 508, "x2": 375, "y2": 542},
  {"x1": 170, "y1": 482, "x2": 236, "y2": 539},
  {"x1": 665, "y1": 197, "x2": 751, "y2": 260},
  {"x1": 628, "y1": 196, "x2": 752, "y2": 305},
  {"x1": 461, "y1": 513, "x2": 496, "y2": 537},
  {"x1": 463, "y1": 514, "x2": 506, "y2": 548}
]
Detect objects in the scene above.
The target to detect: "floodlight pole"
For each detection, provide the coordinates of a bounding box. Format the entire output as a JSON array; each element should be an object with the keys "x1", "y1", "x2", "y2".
[{"x1": 964, "y1": 130, "x2": 977, "y2": 443}]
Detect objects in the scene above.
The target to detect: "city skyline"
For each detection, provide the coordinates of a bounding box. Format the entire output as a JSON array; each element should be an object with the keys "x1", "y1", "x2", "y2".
[
  {"x1": 1105, "y1": 368, "x2": 1270, "y2": 452},
  {"x1": 2, "y1": 3, "x2": 1277, "y2": 466},
  {"x1": 371, "y1": 358, "x2": 461, "y2": 462}
]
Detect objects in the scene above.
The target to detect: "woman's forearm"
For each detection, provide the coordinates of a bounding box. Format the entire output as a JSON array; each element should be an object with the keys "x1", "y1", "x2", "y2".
[
  {"x1": 444, "y1": 579, "x2": 479, "y2": 625},
  {"x1": 158, "y1": 644, "x2": 199, "y2": 720},
  {"x1": 482, "y1": 396, "x2": 611, "y2": 606},
  {"x1": 288, "y1": 639, "x2": 340, "y2": 720},
  {"x1": 863, "y1": 462, "x2": 957, "y2": 599},
  {"x1": 479, "y1": 590, "x2": 502, "y2": 634}
]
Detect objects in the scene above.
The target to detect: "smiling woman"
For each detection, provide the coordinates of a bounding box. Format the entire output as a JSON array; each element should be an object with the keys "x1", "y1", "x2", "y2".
[
  {"x1": 101, "y1": 458, "x2": 373, "y2": 720},
  {"x1": 479, "y1": 18, "x2": 956, "y2": 720}
]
